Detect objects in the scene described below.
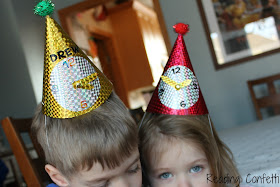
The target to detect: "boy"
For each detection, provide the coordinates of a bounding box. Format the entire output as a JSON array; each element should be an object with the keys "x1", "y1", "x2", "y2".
[
  {"x1": 32, "y1": 92, "x2": 142, "y2": 187},
  {"x1": 32, "y1": 1, "x2": 142, "y2": 186}
]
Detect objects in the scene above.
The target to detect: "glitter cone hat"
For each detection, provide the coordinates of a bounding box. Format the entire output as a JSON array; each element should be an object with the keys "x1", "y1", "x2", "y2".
[
  {"x1": 146, "y1": 23, "x2": 208, "y2": 115},
  {"x1": 35, "y1": 0, "x2": 113, "y2": 118}
]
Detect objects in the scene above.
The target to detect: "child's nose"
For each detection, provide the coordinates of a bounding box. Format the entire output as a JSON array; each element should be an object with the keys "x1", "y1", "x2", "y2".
[
  {"x1": 111, "y1": 177, "x2": 130, "y2": 187},
  {"x1": 177, "y1": 174, "x2": 192, "y2": 187}
]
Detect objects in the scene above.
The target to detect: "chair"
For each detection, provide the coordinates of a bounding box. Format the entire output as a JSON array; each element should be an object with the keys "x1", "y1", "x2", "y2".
[
  {"x1": 247, "y1": 73, "x2": 280, "y2": 120},
  {"x1": 1, "y1": 117, "x2": 51, "y2": 187}
]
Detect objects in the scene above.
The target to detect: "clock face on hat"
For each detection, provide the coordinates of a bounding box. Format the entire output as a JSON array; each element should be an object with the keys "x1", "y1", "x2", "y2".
[
  {"x1": 49, "y1": 56, "x2": 100, "y2": 112},
  {"x1": 158, "y1": 65, "x2": 199, "y2": 109}
]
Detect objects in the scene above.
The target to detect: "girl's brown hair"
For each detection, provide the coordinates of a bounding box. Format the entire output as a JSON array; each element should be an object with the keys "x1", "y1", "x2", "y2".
[
  {"x1": 139, "y1": 113, "x2": 240, "y2": 187},
  {"x1": 32, "y1": 92, "x2": 138, "y2": 178}
]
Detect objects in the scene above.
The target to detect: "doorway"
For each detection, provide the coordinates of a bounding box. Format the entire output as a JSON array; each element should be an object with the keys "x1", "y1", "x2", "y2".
[{"x1": 58, "y1": 0, "x2": 170, "y2": 108}]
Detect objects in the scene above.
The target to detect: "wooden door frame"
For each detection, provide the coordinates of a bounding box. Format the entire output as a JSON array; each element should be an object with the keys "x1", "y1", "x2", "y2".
[
  {"x1": 58, "y1": 0, "x2": 171, "y2": 53},
  {"x1": 89, "y1": 32, "x2": 128, "y2": 105},
  {"x1": 90, "y1": 32, "x2": 115, "y2": 82},
  {"x1": 57, "y1": 0, "x2": 171, "y2": 106},
  {"x1": 58, "y1": 1, "x2": 131, "y2": 105}
]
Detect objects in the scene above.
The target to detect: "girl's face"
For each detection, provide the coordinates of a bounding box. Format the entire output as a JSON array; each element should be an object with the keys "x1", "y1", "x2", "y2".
[{"x1": 147, "y1": 138, "x2": 214, "y2": 187}]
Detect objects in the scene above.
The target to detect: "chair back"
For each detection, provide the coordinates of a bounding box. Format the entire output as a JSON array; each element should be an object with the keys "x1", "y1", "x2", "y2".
[
  {"x1": 247, "y1": 73, "x2": 280, "y2": 120},
  {"x1": 1, "y1": 117, "x2": 51, "y2": 187}
]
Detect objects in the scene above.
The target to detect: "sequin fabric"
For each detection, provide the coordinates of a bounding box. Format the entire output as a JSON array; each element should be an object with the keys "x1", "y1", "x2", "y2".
[
  {"x1": 173, "y1": 23, "x2": 189, "y2": 35},
  {"x1": 158, "y1": 65, "x2": 199, "y2": 110},
  {"x1": 42, "y1": 16, "x2": 112, "y2": 118},
  {"x1": 146, "y1": 25, "x2": 208, "y2": 115}
]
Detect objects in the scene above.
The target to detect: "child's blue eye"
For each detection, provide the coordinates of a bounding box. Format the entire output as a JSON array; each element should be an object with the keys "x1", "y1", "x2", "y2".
[
  {"x1": 159, "y1": 172, "x2": 173, "y2": 179},
  {"x1": 190, "y1": 166, "x2": 202, "y2": 173}
]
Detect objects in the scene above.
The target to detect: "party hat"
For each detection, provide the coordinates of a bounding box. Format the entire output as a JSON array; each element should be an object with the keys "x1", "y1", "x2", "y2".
[
  {"x1": 34, "y1": 0, "x2": 113, "y2": 119},
  {"x1": 146, "y1": 23, "x2": 208, "y2": 115}
]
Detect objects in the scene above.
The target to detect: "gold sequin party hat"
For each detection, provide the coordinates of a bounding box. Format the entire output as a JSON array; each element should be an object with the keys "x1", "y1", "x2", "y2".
[{"x1": 34, "y1": 0, "x2": 113, "y2": 119}]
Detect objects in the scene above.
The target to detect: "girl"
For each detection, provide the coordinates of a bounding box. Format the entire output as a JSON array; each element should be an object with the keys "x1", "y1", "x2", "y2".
[
  {"x1": 139, "y1": 114, "x2": 240, "y2": 187},
  {"x1": 139, "y1": 23, "x2": 240, "y2": 187}
]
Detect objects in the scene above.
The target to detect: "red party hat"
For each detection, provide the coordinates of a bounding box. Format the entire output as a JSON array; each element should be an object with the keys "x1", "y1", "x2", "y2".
[{"x1": 146, "y1": 23, "x2": 208, "y2": 115}]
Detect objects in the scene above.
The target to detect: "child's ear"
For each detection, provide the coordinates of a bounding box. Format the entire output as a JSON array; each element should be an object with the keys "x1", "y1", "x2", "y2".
[{"x1": 45, "y1": 164, "x2": 69, "y2": 187}]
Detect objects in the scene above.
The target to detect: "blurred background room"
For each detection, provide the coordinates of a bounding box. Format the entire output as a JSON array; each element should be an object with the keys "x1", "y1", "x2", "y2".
[{"x1": 0, "y1": 0, "x2": 280, "y2": 186}]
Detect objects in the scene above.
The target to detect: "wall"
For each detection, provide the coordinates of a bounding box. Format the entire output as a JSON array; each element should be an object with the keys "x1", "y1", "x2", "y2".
[
  {"x1": 159, "y1": 0, "x2": 280, "y2": 130},
  {"x1": 10, "y1": 0, "x2": 84, "y2": 104},
  {"x1": 0, "y1": 0, "x2": 37, "y2": 148},
  {"x1": 0, "y1": 0, "x2": 84, "y2": 148},
  {"x1": 0, "y1": 0, "x2": 37, "y2": 120}
]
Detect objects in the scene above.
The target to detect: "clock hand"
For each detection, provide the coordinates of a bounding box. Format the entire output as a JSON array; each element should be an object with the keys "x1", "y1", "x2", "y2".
[
  {"x1": 179, "y1": 79, "x2": 192, "y2": 88},
  {"x1": 161, "y1": 76, "x2": 178, "y2": 89},
  {"x1": 72, "y1": 72, "x2": 98, "y2": 90}
]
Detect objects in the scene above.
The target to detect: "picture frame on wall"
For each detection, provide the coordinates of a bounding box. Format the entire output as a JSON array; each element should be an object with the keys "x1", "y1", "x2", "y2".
[{"x1": 197, "y1": 0, "x2": 280, "y2": 70}]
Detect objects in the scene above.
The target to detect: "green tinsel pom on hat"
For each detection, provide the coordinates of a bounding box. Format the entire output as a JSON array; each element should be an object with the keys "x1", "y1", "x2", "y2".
[{"x1": 34, "y1": 0, "x2": 55, "y2": 17}]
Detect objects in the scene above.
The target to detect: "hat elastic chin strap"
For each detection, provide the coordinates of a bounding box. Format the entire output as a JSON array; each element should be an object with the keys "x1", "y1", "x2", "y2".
[
  {"x1": 44, "y1": 115, "x2": 51, "y2": 152},
  {"x1": 139, "y1": 112, "x2": 147, "y2": 129},
  {"x1": 208, "y1": 114, "x2": 214, "y2": 136}
]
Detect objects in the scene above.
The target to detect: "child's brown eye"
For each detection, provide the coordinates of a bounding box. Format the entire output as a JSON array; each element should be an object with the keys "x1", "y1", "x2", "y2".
[
  {"x1": 95, "y1": 180, "x2": 110, "y2": 187},
  {"x1": 90, "y1": 181, "x2": 109, "y2": 187},
  {"x1": 128, "y1": 164, "x2": 140, "y2": 174}
]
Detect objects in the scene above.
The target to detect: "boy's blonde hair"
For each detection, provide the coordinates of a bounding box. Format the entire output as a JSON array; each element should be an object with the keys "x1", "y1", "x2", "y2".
[
  {"x1": 139, "y1": 113, "x2": 240, "y2": 187},
  {"x1": 32, "y1": 92, "x2": 138, "y2": 178}
]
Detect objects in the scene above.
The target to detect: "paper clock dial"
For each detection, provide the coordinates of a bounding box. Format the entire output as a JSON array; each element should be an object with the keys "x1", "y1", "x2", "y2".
[
  {"x1": 50, "y1": 56, "x2": 100, "y2": 112},
  {"x1": 158, "y1": 65, "x2": 200, "y2": 109}
]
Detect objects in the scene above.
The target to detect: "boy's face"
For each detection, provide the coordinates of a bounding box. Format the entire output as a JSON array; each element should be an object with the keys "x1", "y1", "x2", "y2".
[
  {"x1": 147, "y1": 139, "x2": 213, "y2": 187},
  {"x1": 69, "y1": 149, "x2": 142, "y2": 187}
]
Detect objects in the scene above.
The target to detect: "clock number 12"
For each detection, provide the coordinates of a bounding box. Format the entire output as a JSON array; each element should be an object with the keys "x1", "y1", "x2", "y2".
[
  {"x1": 172, "y1": 67, "x2": 180, "y2": 74},
  {"x1": 63, "y1": 57, "x2": 76, "y2": 68}
]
